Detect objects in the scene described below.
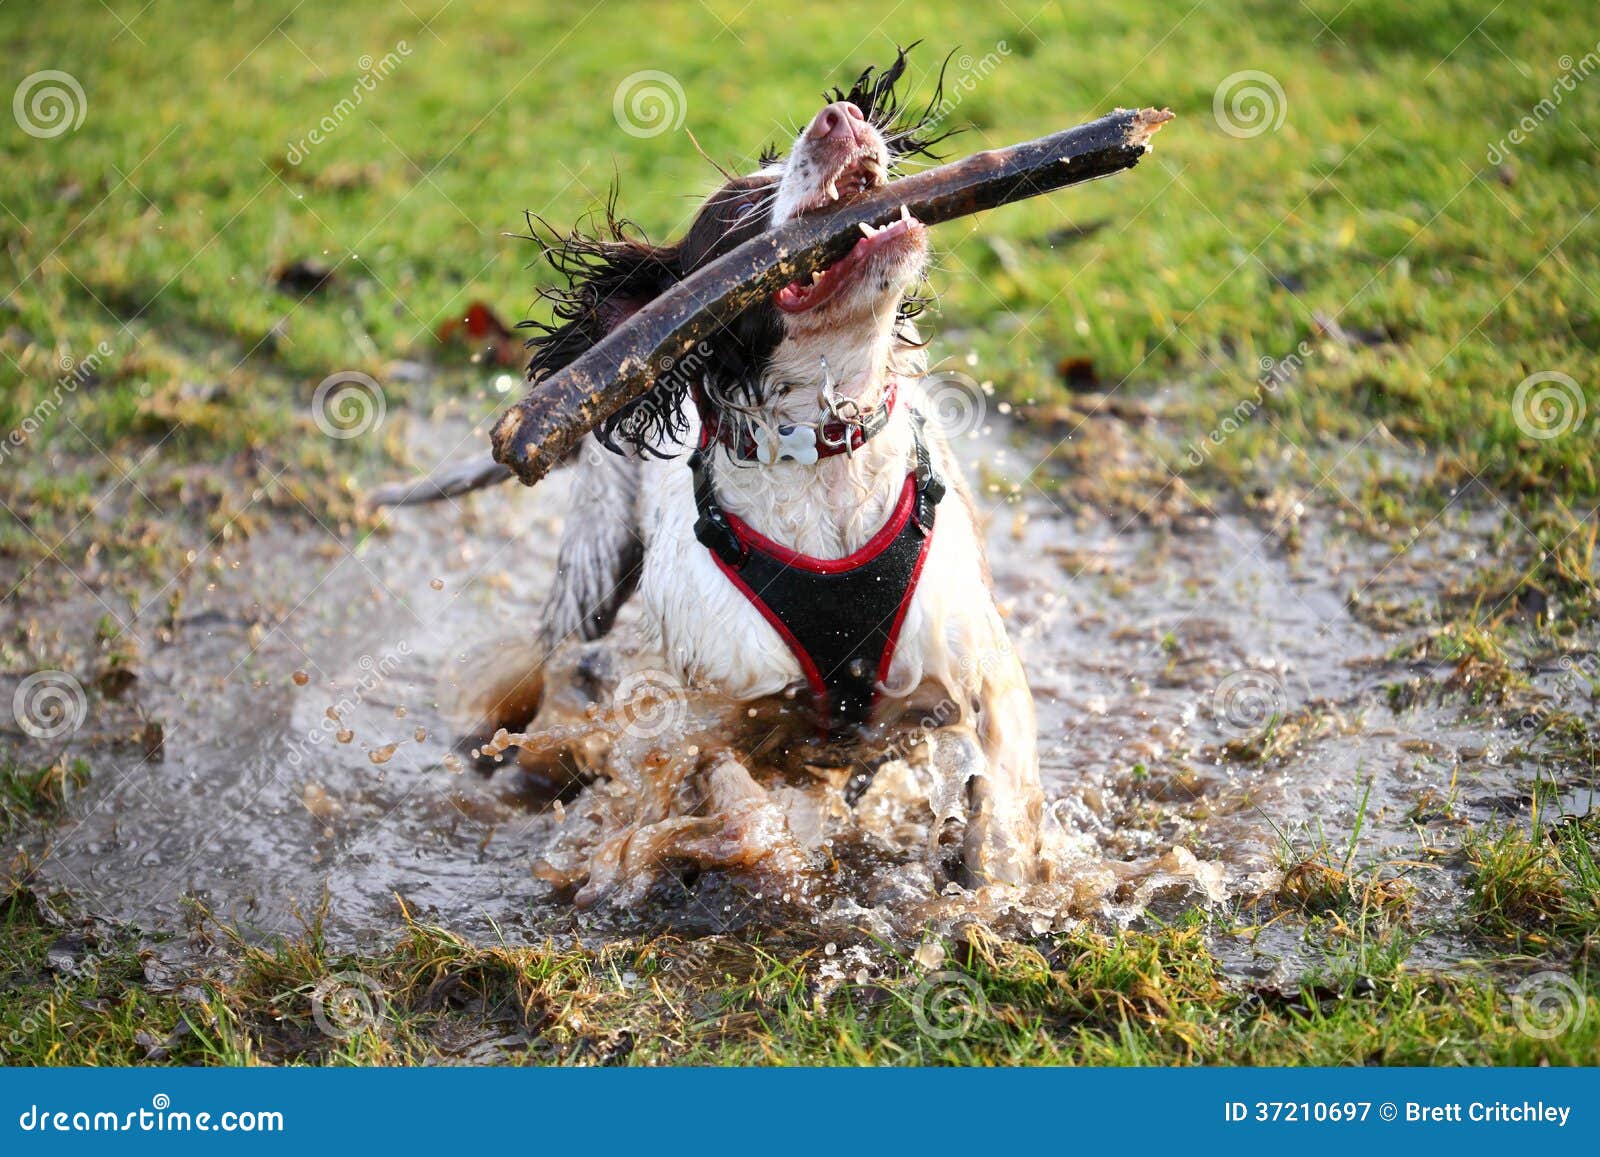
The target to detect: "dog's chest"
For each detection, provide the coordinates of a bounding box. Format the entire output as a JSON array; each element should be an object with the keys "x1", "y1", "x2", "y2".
[{"x1": 633, "y1": 419, "x2": 973, "y2": 703}]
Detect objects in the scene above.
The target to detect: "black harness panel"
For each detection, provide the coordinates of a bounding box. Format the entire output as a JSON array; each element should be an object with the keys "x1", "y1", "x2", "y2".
[{"x1": 691, "y1": 422, "x2": 946, "y2": 736}]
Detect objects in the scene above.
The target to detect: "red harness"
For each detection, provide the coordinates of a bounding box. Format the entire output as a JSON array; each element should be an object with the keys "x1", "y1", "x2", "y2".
[{"x1": 689, "y1": 388, "x2": 945, "y2": 737}]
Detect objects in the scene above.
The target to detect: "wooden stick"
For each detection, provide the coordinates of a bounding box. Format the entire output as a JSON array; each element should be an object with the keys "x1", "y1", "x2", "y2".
[
  {"x1": 488, "y1": 107, "x2": 1172, "y2": 486},
  {"x1": 366, "y1": 455, "x2": 512, "y2": 507}
]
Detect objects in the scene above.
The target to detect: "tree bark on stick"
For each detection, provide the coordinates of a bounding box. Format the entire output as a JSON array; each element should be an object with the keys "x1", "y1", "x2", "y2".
[{"x1": 490, "y1": 106, "x2": 1172, "y2": 487}]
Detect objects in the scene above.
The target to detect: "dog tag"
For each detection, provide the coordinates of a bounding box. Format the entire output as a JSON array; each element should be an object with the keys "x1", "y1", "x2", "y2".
[{"x1": 752, "y1": 422, "x2": 819, "y2": 466}]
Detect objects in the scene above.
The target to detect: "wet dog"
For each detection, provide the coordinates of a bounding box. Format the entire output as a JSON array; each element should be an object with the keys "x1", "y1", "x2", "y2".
[{"x1": 461, "y1": 49, "x2": 1043, "y2": 898}]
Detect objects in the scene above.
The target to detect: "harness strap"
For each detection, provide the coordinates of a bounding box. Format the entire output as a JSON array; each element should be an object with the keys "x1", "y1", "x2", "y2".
[{"x1": 691, "y1": 417, "x2": 945, "y2": 737}]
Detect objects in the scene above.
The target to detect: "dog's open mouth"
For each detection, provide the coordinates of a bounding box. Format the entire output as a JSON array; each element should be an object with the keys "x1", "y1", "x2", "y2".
[
  {"x1": 802, "y1": 149, "x2": 886, "y2": 211},
  {"x1": 774, "y1": 149, "x2": 924, "y2": 315},
  {"x1": 775, "y1": 203, "x2": 925, "y2": 315}
]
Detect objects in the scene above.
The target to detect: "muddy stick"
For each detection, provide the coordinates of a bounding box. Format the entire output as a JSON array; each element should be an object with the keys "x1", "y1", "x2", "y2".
[
  {"x1": 366, "y1": 455, "x2": 515, "y2": 507},
  {"x1": 482, "y1": 106, "x2": 1171, "y2": 487}
]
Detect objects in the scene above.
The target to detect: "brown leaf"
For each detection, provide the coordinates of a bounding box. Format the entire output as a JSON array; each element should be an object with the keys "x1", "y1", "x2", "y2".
[{"x1": 437, "y1": 301, "x2": 522, "y2": 367}]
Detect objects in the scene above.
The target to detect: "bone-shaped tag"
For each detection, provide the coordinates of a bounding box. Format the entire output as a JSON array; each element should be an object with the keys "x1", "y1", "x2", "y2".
[{"x1": 752, "y1": 423, "x2": 819, "y2": 466}]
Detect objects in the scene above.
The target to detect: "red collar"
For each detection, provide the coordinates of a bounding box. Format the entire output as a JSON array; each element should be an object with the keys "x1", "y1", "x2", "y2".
[{"x1": 694, "y1": 377, "x2": 899, "y2": 464}]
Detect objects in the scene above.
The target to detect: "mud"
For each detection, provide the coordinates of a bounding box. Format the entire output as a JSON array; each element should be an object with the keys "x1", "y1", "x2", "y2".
[{"x1": 6, "y1": 388, "x2": 1595, "y2": 975}]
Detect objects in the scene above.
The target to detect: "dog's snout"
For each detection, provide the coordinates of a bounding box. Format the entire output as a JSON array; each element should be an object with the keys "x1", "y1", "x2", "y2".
[{"x1": 807, "y1": 101, "x2": 866, "y2": 143}]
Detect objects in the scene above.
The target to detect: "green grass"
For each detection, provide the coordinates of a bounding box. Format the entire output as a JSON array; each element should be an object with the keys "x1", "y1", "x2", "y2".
[
  {"x1": 2, "y1": 0, "x2": 1599, "y2": 1067},
  {"x1": 1469, "y1": 807, "x2": 1600, "y2": 949},
  {"x1": 1, "y1": 757, "x2": 87, "y2": 834},
  {"x1": 4, "y1": 884, "x2": 1597, "y2": 1066}
]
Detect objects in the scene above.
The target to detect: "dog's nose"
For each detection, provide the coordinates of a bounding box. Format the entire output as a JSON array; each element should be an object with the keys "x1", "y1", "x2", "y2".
[{"x1": 807, "y1": 101, "x2": 866, "y2": 143}]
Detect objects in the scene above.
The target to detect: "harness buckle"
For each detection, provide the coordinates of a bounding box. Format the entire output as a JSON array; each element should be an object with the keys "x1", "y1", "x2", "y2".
[
  {"x1": 689, "y1": 448, "x2": 748, "y2": 566},
  {"x1": 694, "y1": 510, "x2": 747, "y2": 567},
  {"x1": 910, "y1": 411, "x2": 947, "y2": 533}
]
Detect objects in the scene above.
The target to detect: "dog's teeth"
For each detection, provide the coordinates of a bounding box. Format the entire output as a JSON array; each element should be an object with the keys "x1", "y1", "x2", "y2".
[
  {"x1": 858, "y1": 222, "x2": 876, "y2": 238},
  {"x1": 811, "y1": 271, "x2": 824, "y2": 285},
  {"x1": 825, "y1": 180, "x2": 839, "y2": 201},
  {"x1": 899, "y1": 204, "x2": 912, "y2": 224}
]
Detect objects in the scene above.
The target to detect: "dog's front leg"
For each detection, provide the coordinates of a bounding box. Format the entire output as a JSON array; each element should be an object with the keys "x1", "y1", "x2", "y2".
[{"x1": 940, "y1": 642, "x2": 1043, "y2": 886}]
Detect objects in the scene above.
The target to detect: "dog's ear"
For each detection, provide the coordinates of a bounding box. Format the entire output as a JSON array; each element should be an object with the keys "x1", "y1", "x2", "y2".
[
  {"x1": 520, "y1": 179, "x2": 784, "y2": 458},
  {"x1": 520, "y1": 198, "x2": 679, "y2": 383},
  {"x1": 518, "y1": 195, "x2": 687, "y2": 455}
]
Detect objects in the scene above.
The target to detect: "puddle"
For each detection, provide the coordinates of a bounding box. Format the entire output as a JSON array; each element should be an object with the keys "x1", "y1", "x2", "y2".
[{"x1": 7, "y1": 392, "x2": 1595, "y2": 975}]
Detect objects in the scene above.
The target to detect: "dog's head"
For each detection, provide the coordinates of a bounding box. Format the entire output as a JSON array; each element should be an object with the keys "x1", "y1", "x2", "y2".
[{"x1": 521, "y1": 46, "x2": 954, "y2": 453}]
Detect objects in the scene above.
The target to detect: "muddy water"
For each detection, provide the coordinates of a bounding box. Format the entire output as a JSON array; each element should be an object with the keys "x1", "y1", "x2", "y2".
[{"x1": 14, "y1": 399, "x2": 1593, "y2": 972}]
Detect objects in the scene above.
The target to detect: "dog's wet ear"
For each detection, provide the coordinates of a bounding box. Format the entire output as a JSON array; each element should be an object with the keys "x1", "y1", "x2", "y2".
[
  {"x1": 519, "y1": 195, "x2": 678, "y2": 386},
  {"x1": 519, "y1": 179, "x2": 782, "y2": 458},
  {"x1": 828, "y1": 42, "x2": 959, "y2": 162},
  {"x1": 676, "y1": 176, "x2": 776, "y2": 271}
]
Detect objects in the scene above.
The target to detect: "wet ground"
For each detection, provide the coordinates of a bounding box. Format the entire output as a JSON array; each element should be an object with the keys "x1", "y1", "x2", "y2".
[{"x1": 6, "y1": 386, "x2": 1595, "y2": 977}]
